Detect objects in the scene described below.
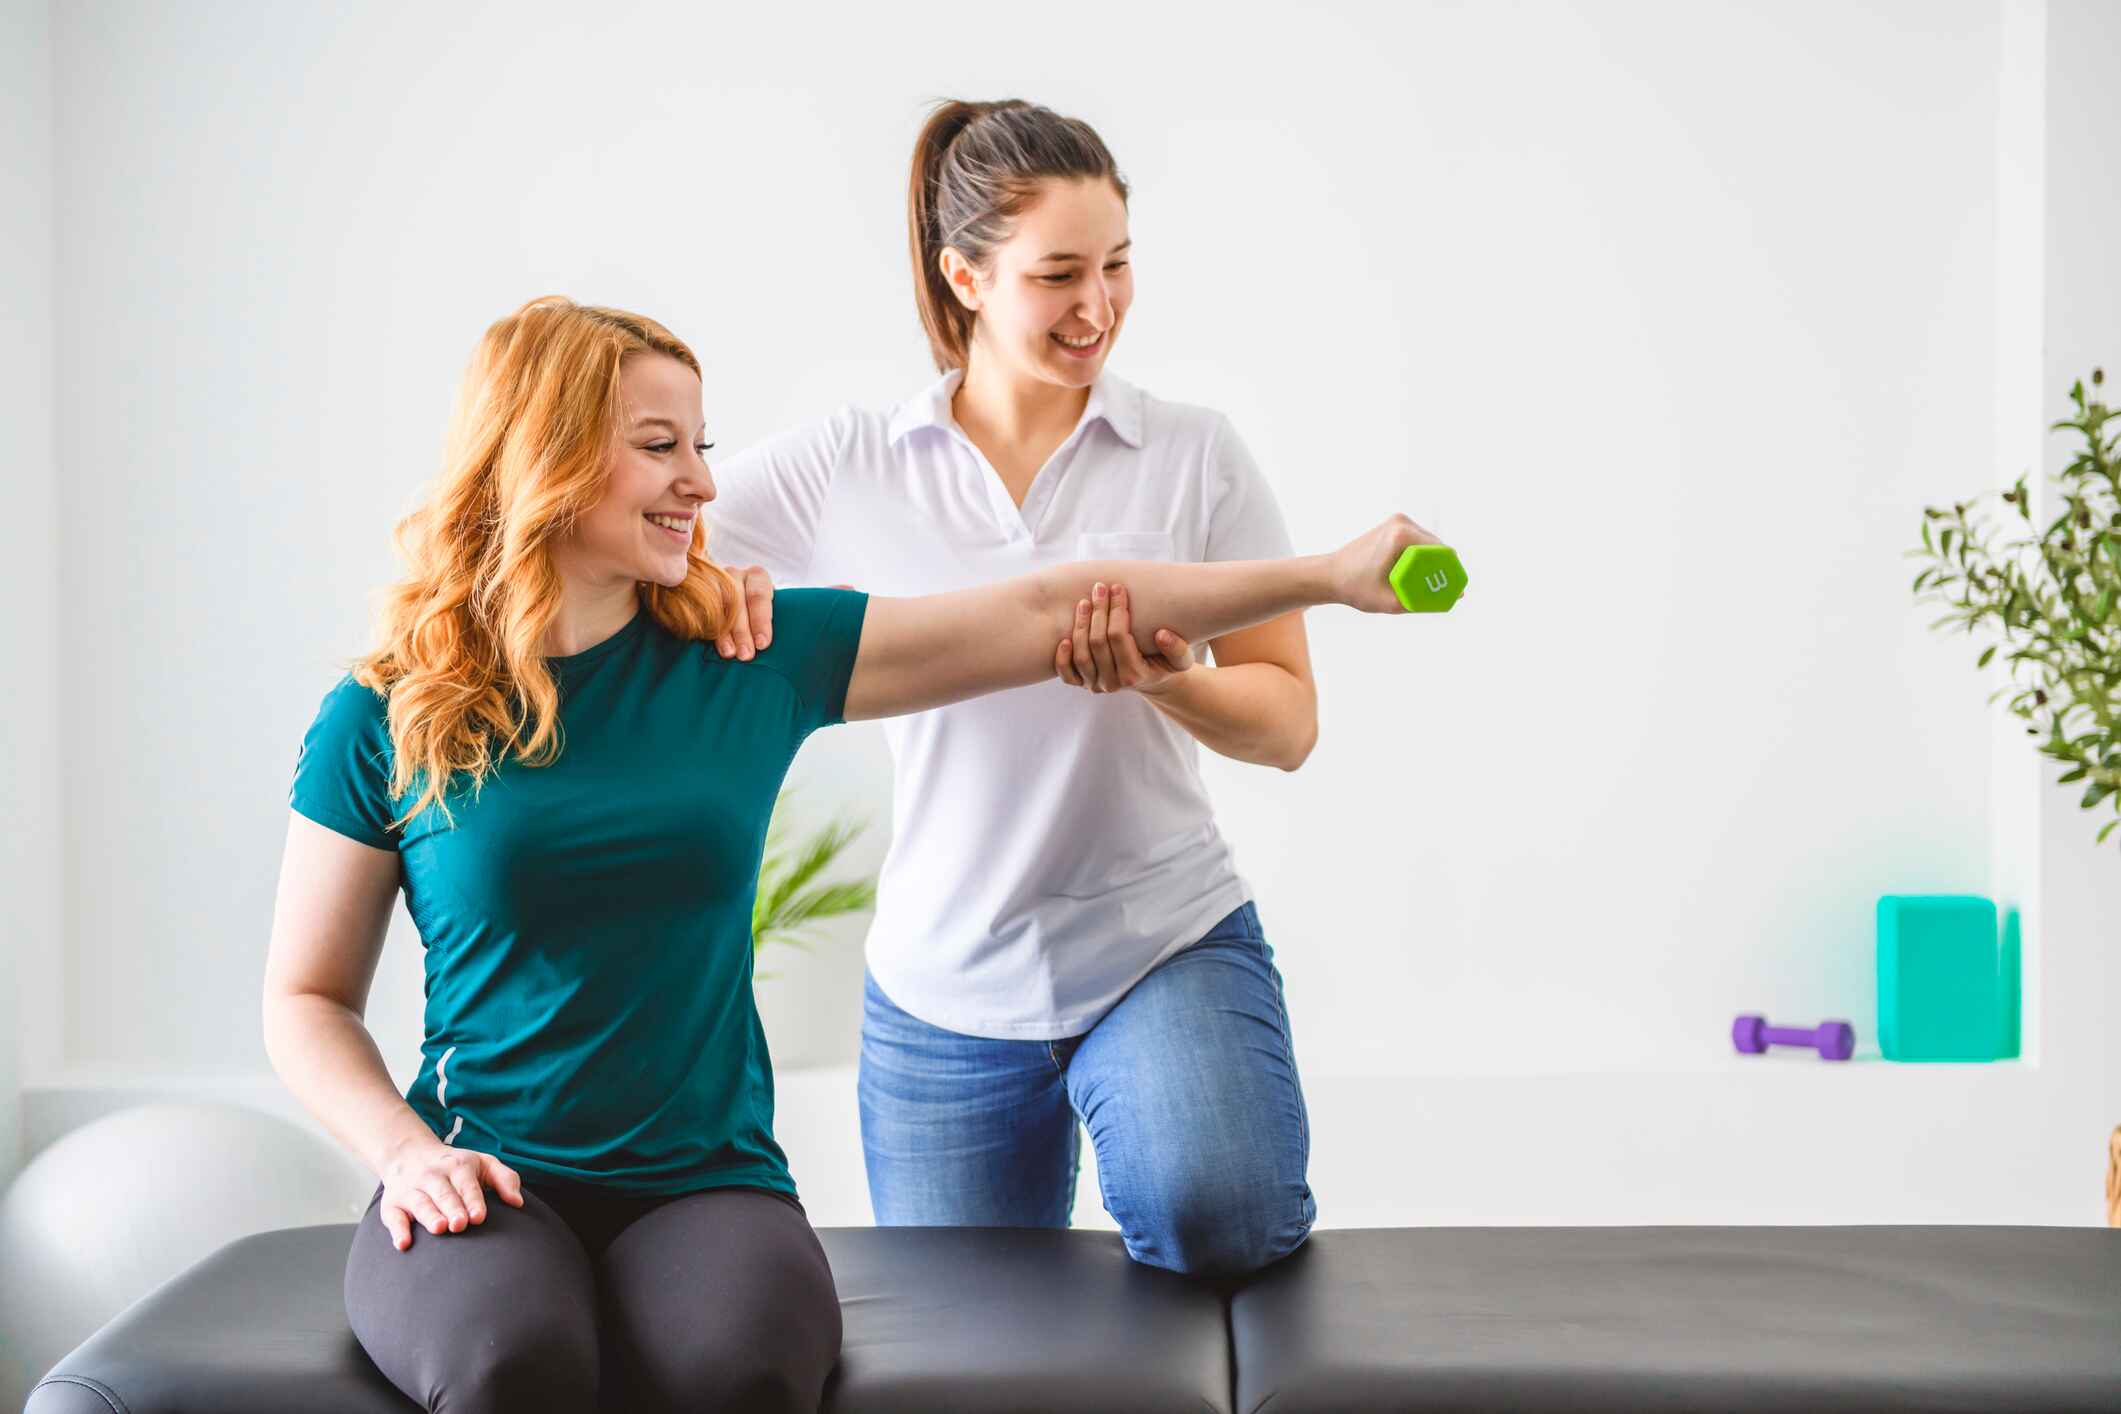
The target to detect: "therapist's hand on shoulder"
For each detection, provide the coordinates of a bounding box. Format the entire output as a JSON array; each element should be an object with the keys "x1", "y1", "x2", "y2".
[
  {"x1": 1055, "y1": 581, "x2": 1195, "y2": 696},
  {"x1": 717, "y1": 566, "x2": 860, "y2": 660},
  {"x1": 719, "y1": 564, "x2": 776, "y2": 660}
]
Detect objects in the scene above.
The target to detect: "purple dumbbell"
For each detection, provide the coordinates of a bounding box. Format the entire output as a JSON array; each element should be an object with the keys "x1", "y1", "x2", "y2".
[{"x1": 1731, "y1": 1014, "x2": 1856, "y2": 1061}]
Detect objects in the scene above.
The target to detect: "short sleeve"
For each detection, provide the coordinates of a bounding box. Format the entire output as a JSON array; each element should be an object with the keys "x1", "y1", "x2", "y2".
[
  {"x1": 750, "y1": 587, "x2": 871, "y2": 736},
  {"x1": 1202, "y1": 413, "x2": 1296, "y2": 563},
  {"x1": 289, "y1": 675, "x2": 402, "y2": 850},
  {"x1": 706, "y1": 407, "x2": 852, "y2": 585}
]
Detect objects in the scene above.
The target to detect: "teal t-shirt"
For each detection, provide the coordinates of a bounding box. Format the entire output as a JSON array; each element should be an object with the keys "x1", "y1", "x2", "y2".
[{"x1": 288, "y1": 588, "x2": 870, "y2": 1198}]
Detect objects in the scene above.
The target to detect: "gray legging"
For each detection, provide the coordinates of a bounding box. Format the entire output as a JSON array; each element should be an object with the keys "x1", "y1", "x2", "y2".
[{"x1": 344, "y1": 1176, "x2": 842, "y2": 1413}]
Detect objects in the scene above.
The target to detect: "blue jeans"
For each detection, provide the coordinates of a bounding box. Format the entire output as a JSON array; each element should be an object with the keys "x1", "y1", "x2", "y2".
[{"x1": 857, "y1": 900, "x2": 1316, "y2": 1278}]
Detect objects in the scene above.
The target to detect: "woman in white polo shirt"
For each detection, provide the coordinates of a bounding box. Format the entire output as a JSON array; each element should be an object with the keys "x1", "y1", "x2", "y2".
[{"x1": 708, "y1": 98, "x2": 1317, "y2": 1278}]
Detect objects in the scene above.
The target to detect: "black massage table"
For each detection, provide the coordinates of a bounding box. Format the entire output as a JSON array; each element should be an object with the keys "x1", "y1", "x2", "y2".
[{"x1": 24, "y1": 1223, "x2": 2121, "y2": 1412}]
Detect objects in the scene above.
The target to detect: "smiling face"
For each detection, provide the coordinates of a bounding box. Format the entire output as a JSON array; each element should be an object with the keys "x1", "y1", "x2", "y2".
[
  {"x1": 948, "y1": 176, "x2": 1133, "y2": 390},
  {"x1": 558, "y1": 352, "x2": 716, "y2": 590}
]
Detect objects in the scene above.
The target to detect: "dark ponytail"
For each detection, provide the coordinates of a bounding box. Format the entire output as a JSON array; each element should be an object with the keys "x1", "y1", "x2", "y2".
[{"x1": 907, "y1": 98, "x2": 1129, "y2": 373}]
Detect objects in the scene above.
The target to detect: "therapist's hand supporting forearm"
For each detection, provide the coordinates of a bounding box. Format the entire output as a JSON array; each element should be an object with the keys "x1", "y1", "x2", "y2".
[{"x1": 1058, "y1": 584, "x2": 1318, "y2": 770}]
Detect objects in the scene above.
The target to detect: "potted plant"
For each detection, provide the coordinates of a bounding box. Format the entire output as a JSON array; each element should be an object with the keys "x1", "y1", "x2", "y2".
[
  {"x1": 1908, "y1": 367, "x2": 2120, "y2": 1225},
  {"x1": 747, "y1": 788, "x2": 878, "y2": 1070},
  {"x1": 752, "y1": 788, "x2": 878, "y2": 974}
]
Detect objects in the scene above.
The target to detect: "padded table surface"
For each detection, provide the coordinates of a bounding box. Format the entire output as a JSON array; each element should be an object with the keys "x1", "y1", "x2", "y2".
[
  {"x1": 818, "y1": 1225, "x2": 1229, "y2": 1413},
  {"x1": 26, "y1": 1224, "x2": 406, "y2": 1414},
  {"x1": 1229, "y1": 1226, "x2": 2121, "y2": 1413},
  {"x1": 23, "y1": 1222, "x2": 2121, "y2": 1413}
]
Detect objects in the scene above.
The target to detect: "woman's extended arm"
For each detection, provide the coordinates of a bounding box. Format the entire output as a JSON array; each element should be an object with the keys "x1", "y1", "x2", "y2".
[{"x1": 842, "y1": 514, "x2": 1434, "y2": 722}]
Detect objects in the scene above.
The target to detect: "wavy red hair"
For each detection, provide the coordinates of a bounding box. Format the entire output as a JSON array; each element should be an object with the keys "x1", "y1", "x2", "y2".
[{"x1": 353, "y1": 295, "x2": 741, "y2": 826}]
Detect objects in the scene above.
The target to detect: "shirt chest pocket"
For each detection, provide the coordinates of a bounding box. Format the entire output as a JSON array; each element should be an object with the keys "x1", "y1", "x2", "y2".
[{"x1": 1073, "y1": 530, "x2": 1179, "y2": 564}]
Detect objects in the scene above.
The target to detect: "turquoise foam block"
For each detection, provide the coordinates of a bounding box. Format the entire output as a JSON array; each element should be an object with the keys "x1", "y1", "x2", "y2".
[
  {"x1": 1998, "y1": 906, "x2": 2021, "y2": 1059},
  {"x1": 1875, "y1": 894, "x2": 2018, "y2": 1062}
]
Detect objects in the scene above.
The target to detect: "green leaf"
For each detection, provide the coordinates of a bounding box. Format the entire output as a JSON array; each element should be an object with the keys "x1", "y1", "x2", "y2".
[
  {"x1": 2084, "y1": 781, "x2": 2117, "y2": 810},
  {"x1": 2094, "y1": 586, "x2": 2116, "y2": 624},
  {"x1": 2058, "y1": 765, "x2": 2090, "y2": 784},
  {"x1": 1977, "y1": 644, "x2": 1997, "y2": 668},
  {"x1": 751, "y1": 791, "x2": 878, "y2": 957},
  {"x1": 2100, "y1": 819, "x2": 2120, "y2": 845}
]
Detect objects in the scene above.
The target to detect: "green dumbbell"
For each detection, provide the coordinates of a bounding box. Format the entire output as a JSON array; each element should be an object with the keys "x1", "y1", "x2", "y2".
[{"x1": 1388, "y1": 544, "x2": 1469, "y2": 612}]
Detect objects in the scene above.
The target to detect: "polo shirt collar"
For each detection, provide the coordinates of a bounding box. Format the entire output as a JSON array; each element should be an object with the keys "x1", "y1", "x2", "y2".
[{"x1": 886, "y1": 368, "x2": 1145, "y2": 450}]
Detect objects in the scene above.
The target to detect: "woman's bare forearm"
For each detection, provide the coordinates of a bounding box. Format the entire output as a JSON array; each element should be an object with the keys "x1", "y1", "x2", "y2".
[
  {"x1": 1031, "y1": 555, "x2": 1337, "y2": 659},
  {"x1": 263, "y1": 993, "x2": 436, "y2": 1176},
  {"x1": 846, "y1": 554, "x2": 1339, "y2": 720}
]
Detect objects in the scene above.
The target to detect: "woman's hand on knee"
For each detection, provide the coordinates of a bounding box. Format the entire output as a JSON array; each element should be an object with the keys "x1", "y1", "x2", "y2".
[{"x1": 376, "y1": 1137, "x2": 524, "y2": 1251}]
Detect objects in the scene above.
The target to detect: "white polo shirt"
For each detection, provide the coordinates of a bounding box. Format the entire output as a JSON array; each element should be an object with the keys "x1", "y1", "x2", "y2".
[{"x1": 708, "y1": 369, "x2": 1294, "y2": 1039}]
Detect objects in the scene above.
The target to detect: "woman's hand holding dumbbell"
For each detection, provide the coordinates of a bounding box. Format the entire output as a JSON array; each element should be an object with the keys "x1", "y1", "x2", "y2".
[
  {"x1": 1329, "y1": 514, "x2": 1448, "y2": 614},
  {"x1": 1054, "y1": 514, "x2": 1468, "y2": 692}
]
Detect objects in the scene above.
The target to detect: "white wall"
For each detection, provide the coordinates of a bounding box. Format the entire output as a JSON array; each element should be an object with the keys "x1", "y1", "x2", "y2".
[
  {"x1": 2042, "y1": 0, "x2": 2121, "y2": 1164},
  {"x1": 2, "y1": 0, "x2": 59, "y2": 1189},
  {"x1": 18, "y1": 0, "x2": 2117, "y2": 1227}
]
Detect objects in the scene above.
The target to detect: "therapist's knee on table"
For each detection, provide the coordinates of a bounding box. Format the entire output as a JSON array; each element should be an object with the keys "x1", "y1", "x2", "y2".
[{"x1": 1121, "y1": 1169, "x2": 1315, "y2": 1278}]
